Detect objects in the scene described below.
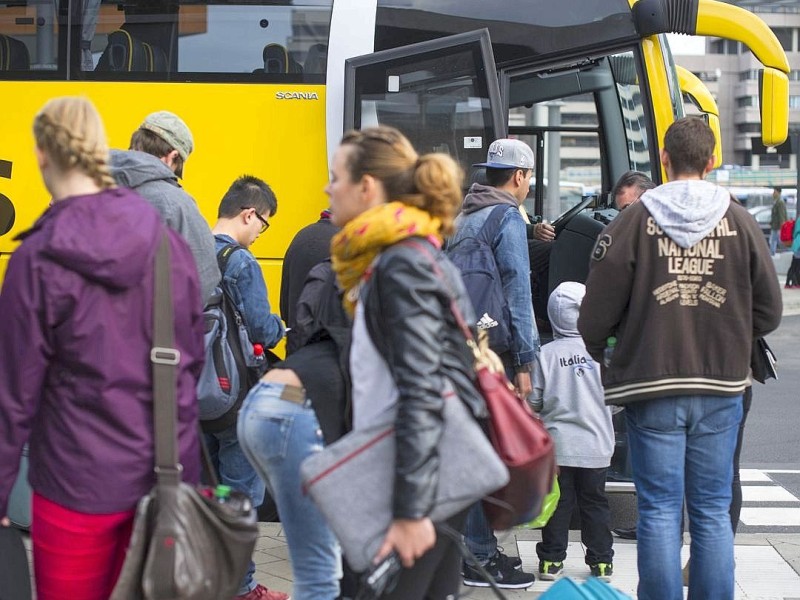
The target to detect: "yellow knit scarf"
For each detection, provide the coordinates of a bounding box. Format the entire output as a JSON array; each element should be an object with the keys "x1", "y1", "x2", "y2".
[{"x1": 331, "y1": 201, "x2": 442, "y2": 315}]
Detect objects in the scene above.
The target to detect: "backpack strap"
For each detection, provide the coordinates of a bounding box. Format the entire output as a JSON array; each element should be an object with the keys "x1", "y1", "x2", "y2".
[
  {"x1": 216, "y1": 242, "x2": 245, "y2": 276},
  {"x1": 478, "y1": 204, "x2": 516, "y2": 246}
]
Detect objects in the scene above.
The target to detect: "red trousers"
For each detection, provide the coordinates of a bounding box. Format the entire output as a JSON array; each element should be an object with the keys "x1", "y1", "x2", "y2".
[{"x1": 32, "y1": 492, "x2": 136, "y2": 600}]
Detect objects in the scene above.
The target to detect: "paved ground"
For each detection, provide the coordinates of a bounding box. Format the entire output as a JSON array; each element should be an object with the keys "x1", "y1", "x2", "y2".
[
  {"x1": 16, "y1": 257, "x2": 800, "y2": 599},
  {"x1": 243, "y1": 522, "x2": 800, "y2": 599}
]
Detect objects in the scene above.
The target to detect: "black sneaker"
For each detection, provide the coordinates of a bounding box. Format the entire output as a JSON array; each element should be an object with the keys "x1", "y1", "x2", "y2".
[
  {"x1": 463, "y1": 553, "x2": 536, "y2": 589},
  {"x1": 589, "y1": 562, "x2": 613, "y2": 582},
  {"x1": 538, "y1": 560, "x2": 564, "y2": 581},
  {"x1": 496, "y1": 548, "x2": 522, "y2": 571}
]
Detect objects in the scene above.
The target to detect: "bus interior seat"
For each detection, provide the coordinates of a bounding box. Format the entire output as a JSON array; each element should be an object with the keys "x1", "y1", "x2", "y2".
[
  {"x1": 95, "y1": 29, "x2": 168, "y2": 72},
  {"x1": 469, "y1": 166, "x2": 488, "y2": 187},
  {"x1": 263, "y1": 43, "x2": 302, "y2": 74},
  {"x1": 0, "y1": 34, "x2": 30, "y2": 70},
  {"x1": 303, "y1": 43, "x2": 327, "y2": 74},
  {"x1": 548, "y1": 211, "x2": 605, "y2": 295}
]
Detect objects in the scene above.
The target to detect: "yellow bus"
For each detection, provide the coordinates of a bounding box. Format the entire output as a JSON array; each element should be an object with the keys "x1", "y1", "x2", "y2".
[{"x1": 0, "y1": 0, "x2": 790, "y2": 302}]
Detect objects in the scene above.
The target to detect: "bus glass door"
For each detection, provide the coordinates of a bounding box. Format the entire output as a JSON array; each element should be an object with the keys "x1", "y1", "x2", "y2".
[
  {"x1": 343, "y1": 29, "x2": 505, "y2": 180},
  {"x1": 504, "y1": 50, "x2": 655, "y2": 221}
]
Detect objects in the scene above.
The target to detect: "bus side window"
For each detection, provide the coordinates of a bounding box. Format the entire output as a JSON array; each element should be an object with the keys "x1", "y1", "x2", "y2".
[{"x1": 0, "y1": 34, "x2": 30, "y2": 71}]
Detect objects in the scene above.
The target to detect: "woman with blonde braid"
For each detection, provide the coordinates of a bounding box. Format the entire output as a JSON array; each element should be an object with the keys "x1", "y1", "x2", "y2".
[
  {"x1": 0, "y1": 97, "x2": 204, "y2": 600},
  {"x1": 327, "y1": 126, "x2": 488, "y2": 598}
]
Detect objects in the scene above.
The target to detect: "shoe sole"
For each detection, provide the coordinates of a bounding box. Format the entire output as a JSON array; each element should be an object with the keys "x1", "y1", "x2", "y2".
[
  {"x1": 594, "y1": 575, "x2": 612, "y2": 582},
  {"x1": 538, "y1": 572, "x2": 563, "y2": 581},
  {"x1": 463, "y1": 579, "x2": 535, "y2": 589}
]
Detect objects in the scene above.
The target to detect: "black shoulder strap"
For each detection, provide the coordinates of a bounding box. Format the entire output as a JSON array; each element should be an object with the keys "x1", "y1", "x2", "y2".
[
  {"x1": 216, "y1": 242, "x2": 245, "y2": 276},
  {"x1": 478, "y1": 204, "x2": 515, "y2": 245}
]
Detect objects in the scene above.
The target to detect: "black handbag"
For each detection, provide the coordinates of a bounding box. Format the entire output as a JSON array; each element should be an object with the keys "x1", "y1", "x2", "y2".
[
  {"x1": 751, "y1": 336, "x2": 778, "y2": 384},
  {"x1": 0, "y1": 526, "x2": 32, "y2": 600},
  {"x1": 111, "y1": 236, "x2": 259, "y2": 600}
]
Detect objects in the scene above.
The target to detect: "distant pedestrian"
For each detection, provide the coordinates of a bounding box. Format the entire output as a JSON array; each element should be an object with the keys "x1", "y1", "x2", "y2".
[
  {"x1": 209, "y1": 175, "x2": 287, "y2": 600},
  {"x1": 532, "y1": 282, "x2": 615, "y2": 582},
  {"x1": 769, "y1": 186, "x2": 787, "y2": 255},
  {"x1": 784, "y1": 216, "x2": 800, "y2": 288},
  {"x1": 0, "y1": 96, "x2": 204, "y2": 600},
  {"x1": 578, "y1": 116, "x2": 782, "y2": 600},
  {"x1": 110, "y1": 110, "x2": 220, "y2": 304}
]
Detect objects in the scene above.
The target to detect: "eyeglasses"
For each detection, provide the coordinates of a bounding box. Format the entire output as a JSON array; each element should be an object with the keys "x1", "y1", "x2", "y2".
[{"x1": 241, "y1": 206, "x2": 270, "y2": 233}]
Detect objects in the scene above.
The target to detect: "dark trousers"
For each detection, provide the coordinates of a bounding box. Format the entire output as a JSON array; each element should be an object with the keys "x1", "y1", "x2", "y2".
[
  {"x1": 380, "y1": 511, "x2": 467, "y2": 600},
  {"x1": 730, "y1": 386, "x2": 753, "y2": 534},
  {"x1": 786, "y1": 256, "x2": 800, "y2": 286},
  {"x1": 536, "y1": 466, "x2": 613, "y2": 565}
]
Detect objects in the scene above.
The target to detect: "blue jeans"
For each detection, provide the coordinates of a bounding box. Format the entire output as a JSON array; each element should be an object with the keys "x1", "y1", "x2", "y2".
[
  {"x1": 626, "y1": 395, "x2": 742, "y2": 600},
  {"x1": 769, "y1": 228, "x2": 780, "y2": 255},
  {"x1": 238, "y1": 382, "x2": 342, "y2": 600},
  {"x1": 463, "y1": 503, "x2": 497, "y2": 562},
  {"x1": 205, "y1": 424, "x2": 266, "y2": 595}
]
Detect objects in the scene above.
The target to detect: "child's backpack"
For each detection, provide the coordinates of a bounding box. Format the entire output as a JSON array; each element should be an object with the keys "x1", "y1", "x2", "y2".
[
  {"x1": 446, "y1": 204, "x2": 515, "y2": 354},
  {"x1": 780, "y1": 218, "x2": 796, "y2": 245},
  {"x1": 197, "y1": 244, "x2": 264, "y2": 433}
]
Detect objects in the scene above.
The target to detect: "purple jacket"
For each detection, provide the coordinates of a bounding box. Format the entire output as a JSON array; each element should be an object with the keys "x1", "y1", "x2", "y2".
[{"x1": 0, "y1": 188, "x2": 204, "y2": 515}]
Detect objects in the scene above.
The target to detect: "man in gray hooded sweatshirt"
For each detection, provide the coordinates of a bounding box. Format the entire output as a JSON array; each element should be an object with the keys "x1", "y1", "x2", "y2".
[
  {"x1": 578, "y1": 117, "x2": 782, "y2": 600},
  {"x1": 110, "y1": 111, "x2": 220, "y2": 305}
]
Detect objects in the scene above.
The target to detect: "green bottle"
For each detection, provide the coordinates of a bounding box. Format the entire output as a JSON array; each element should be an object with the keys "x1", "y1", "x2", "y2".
[
  {"x1": 603, "y1": 336, "x2": 617, "y2": 368},
  {"x1": 214, "y1": 484, "x2": 232, "y2": 504}
]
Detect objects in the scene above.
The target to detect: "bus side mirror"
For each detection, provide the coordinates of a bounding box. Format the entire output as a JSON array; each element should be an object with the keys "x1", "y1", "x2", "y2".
[{"x1": 759, "y1": 67, "x2": 789, "y2": 147}]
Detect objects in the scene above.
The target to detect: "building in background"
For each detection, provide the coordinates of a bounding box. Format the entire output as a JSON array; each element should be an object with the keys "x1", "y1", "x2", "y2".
[{"x1": 675, "y1": 0, "x2": 800, "y2": 171}]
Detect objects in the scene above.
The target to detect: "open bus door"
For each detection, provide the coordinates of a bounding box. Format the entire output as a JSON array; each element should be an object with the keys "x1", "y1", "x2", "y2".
[{"x1": 342, "y1": 29, "x2": 505, "y2": 183}]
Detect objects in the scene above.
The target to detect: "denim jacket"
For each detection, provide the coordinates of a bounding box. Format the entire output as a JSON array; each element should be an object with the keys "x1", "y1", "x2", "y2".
[
  {"x1": 450, "y1": 184, "x2": 539, "y2": 369},
  {"x1": 215, "y1": 234, "x2": 285, "y2": 348}
]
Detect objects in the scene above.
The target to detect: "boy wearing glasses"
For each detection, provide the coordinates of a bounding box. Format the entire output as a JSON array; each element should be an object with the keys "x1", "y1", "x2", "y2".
[
  {"x1": 211, "y1": 174, "x2": 285, "y2": 365},
  {"x1": 208, "y1": 174, "x2": 288, "y2": 600}
]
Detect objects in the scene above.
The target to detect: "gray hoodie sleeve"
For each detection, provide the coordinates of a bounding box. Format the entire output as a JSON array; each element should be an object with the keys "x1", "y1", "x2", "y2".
[{"x1": 164, "y1": 201, "x2": 221, "y2": 305}]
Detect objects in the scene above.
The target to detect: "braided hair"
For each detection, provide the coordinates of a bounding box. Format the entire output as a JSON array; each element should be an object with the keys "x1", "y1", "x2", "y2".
[{"x1": 33, "y1": 97, "x2": 116, "y2": 190}]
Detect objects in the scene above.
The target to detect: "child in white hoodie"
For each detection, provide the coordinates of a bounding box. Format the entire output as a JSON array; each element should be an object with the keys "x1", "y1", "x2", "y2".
[{"x1": 531, "y1": 281, "x2": 615, "y2": 582}]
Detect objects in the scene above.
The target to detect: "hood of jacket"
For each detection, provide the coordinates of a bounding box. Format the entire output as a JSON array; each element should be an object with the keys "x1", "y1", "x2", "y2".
[
  {"x1": 33, "y1": 188, "x2": 163, "y2": 290},
  {"x1": 110, "y1": 149, "x2": 180, "y2": 190},
  {"x1": 548, "y1": 281, "x2": 585, "y2": 339},
  {"x1": 461, "y1": 182, "x2": 518, "y2": 214},
  {"x1": 640, "y1": 180, "x2": 730, "y2": 249}
]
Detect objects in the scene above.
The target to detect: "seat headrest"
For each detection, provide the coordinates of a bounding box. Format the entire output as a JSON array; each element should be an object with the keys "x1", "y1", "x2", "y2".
[
  {"x1": 304, "y1": 43, "x2": 327, "y2": 74},
  {"x1": 0, "y1": 34, "x2": 30, "y2": 70},
  {"x1": 95, "y1": 30, "x2": 167, "y2": 72},
  {"x1": 263, "y1": 43, "x2": 302, "y2": 74}
]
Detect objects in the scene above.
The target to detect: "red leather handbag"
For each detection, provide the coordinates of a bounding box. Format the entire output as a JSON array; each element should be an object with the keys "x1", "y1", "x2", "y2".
[
  {"x1": 471, "y1": 348, "x2": 556, "y2": 530},
  {"x1": 403, "y1": 239, "x2": 556, "y2": 530}
]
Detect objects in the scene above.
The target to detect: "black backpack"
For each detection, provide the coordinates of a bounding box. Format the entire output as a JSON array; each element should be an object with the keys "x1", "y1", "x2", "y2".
[
  {"x1": 197, "y1": 244, "x2": 265, "y2": 433},
  {"x1": 446, "y1": 204, "x2": 514, "y2": 354}
]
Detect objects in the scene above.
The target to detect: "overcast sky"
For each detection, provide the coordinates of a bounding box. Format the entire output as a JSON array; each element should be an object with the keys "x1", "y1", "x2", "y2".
[{"x1": 666, "y1": 33, "x2": 706, "y2": 55}]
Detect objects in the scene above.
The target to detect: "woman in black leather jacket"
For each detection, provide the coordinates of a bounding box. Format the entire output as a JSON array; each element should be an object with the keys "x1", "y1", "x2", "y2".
[{"x1": 328, "y1": 126, "x2": 487, "y2": 598}]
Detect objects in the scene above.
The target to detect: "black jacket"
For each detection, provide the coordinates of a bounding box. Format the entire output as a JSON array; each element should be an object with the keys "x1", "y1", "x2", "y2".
[
  {"x1": 362, "y1": 237, "x2": 487, "y2": 519},
  {"x1": 276, "y1": 260, "x2": 352, "y2": 443}
]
